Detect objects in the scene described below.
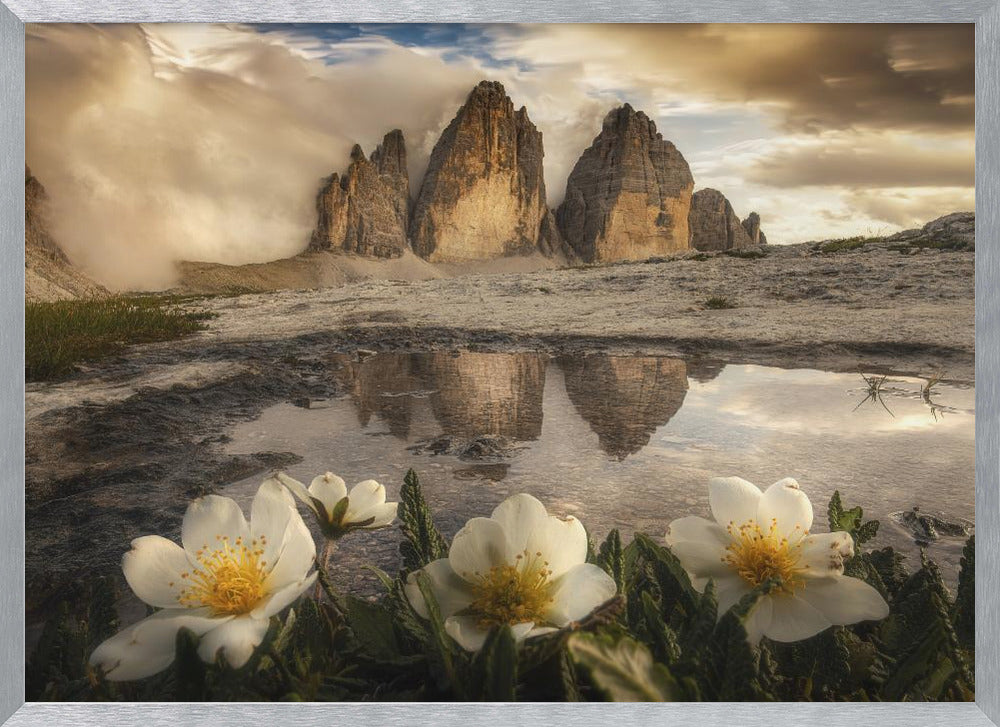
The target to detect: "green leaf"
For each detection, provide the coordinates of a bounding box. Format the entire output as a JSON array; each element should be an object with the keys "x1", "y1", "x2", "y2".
[
  {"x1": 827, "y1": 490, "x2": 880, "y2": 547},
  {"x1": 173, "y1": 627, "x2": 207, "y2": 701},
  {"x1": 595, "y1": 529, "x2": 626, "y2": 593},
  {"x1": 469, "y1": 625, "x2": 518, "y2": 701},
  {"x1": 398, "y1": 469, "x2": 449, "y2": 574},
  {"x1": 343, "y1": 594, "x2": 406, "y2": 662},
  {"x1": 568, "y1": 631, "x2": 682, "y2": 701},
  {"x1": 634, "y1": 533, "x2": 699, "y2": 618},
  {"x1": 953, "y1": 534, "x2": 975, "y2": 652}
]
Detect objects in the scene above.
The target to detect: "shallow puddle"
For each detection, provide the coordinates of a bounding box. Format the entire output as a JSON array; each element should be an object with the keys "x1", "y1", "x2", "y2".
[{"x1": 222, "y1": 351, "x2": 975, "y2": 592}]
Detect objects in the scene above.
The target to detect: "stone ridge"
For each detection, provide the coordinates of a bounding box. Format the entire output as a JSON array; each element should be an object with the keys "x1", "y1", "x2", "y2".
[
  {"x1": 309, "y1": 130, "x2": 411, "y2": 259},
  {"x1": 555, "y1": 104, "x2": 695, "y2": 263},
  {"x1": 409, "y1": 80, "x2": 559, "y2": 262}
]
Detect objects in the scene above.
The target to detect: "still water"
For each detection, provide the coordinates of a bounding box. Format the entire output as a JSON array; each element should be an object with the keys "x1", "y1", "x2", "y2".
[{"x1": 223, "y1": 352, "x2": 975, "y2": 591}]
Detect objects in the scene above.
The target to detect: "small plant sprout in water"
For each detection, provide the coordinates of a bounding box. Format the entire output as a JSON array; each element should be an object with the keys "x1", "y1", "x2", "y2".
[
  {"x1": 89, "y1": 480, "x2": 316, "y2": 681},
  {"x1": 854, "y1": 371, "x2": 894, "y2": 417},
  {"x1": 922, "y1": 371, "x2": 948, "y2": 421},
  {"x1": 665, "y1": 477, "x2": 889, "y2": 644}
]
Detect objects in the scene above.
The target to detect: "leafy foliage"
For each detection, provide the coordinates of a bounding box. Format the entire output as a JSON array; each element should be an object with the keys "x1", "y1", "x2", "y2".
[{"x1": 28, "y1": 476, "x2": 975, "y2": 702}]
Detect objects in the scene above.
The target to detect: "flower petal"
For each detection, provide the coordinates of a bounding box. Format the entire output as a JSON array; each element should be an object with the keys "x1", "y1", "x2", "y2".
[
  {"x1": 546, "y1": 563, "x2": 617, "y2": 626},
  {"x1": 490, "y1": 493, "x2": 549, "y2": 555},
  {"x1": 763, "y1": 594, "x2": 831, "y2": 642},
  {"x1": 251, "y1": 478, "x2": 296, "y2": 567},
  {"x1": 308, "y1": 472, "x2": 348, "y2": 515},
  {"x1": 274, "y1": 473, "x2": 318, "y2": 515},
  {"x1": 511, "y1": 622, "x2": 537, "y2": 641},
  {"x1": 404, "y1": 558, "x2": 476, "y2": 620},
  {"x1": 196, "y1": 615, "x2": 270, "y2": 669},
  {"x1": 253, "y1": 572, "x2": 317, "y2": 619},
  {"x1": 449, "y1": 517, "x2": 510, "y2": 581},
  {"x1": 799, "y1": 532, "x2": 854, "y2": 578},
  {"x1": 122, "y1": 535, "x2": 189, "y2": 608},
  {"x1": 668, "y1": 540, "x2": 731, "y2": 579},
  {"x1": 444, "y1": 615, "x2": 491, "y2": 652},
  {"x1": 182, "y1": 495, "x2": 250, "y2": 562},
  {"x1": 525, "y1": 514, "x2": 588, "y2": 579},
  {"x1": 744, "y1": 596, "x2": 774, "y2": 646},
  {"x1": 709, "y1": 477, "x2": 762, "y2": 528},
  {"x1": 716, "y1": 575, "x2": 752, "y2": 614},
  {"x1": 264, "y1": 511, "x2": 316, "y2": 591},
  {"x1": 362, "y1": 502, "x2": 399, "y2": 529},
  {"x1": 89, "y1": 608, "x2": 225, "y2": 681},
  {"x1": 345, "y1": 480, "x2": 386, "y2": 523},
  {"x1": 757, "y1": 478, "x2": 813, "y2": 537},
  {"x1": 665, "y1": 516, "x2": 730, "y2": 548},
  {"x1": 797, "y1": 576, "x2": 890, "y2": 625}
]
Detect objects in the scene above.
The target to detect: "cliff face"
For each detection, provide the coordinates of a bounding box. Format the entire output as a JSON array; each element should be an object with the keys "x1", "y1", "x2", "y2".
[
  {"x1": 25, "y1": 166, "x2": 108, "y2": 301},
  {"x1": 410, "y1": 81, "x2": 558, "y2": 262},
  {"x1": 741, "y1": 212, "x2": 768, "y2": 246},
  {"x1": 556, "y1": 105, "x2": 694, "y2": 263},
  {"x1": 689, "y1": 188, "x2": 754, "y2": 252},
  {"x1": 309, "y1": 130, "x2": 411, "y2": 259}
]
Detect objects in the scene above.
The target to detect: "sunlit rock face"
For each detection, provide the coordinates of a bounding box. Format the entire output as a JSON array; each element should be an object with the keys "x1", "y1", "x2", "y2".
[
  {"x1": 689, "y1": 188, "x2": 755, "y2": 252},
  {"x1": 410, "y1": 81, "x2": 559, "y2": 262},
  {"x1": 26, "y1": 166, "x2": 67, "y2": 261},
  {"x1": 556, "y1": 105, "x2": 694, "y2": 263},
  {"x1": 421, "y1": 351, "x2": 547, "y2": 440},
  {"x1": 559, "y1": 355, "x2": 689, "y2": 459},
  {"x1": 309, "y1": 130, "x2": 411, "y2": 258},
  {"x1": 741, "y1": 212, "x2": 768, "y2": 246}
]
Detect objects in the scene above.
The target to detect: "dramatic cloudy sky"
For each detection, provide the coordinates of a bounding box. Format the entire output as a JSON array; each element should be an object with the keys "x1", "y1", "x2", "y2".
[{"x1": 26, "y1": 23, "x2": 975, "y2": 289}]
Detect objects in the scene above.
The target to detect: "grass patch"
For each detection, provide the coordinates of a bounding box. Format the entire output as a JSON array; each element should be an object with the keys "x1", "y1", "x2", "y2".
[
  {"x1": 818, "y1": 236, "x2": 883, "y2": 253},
  {"x1": 26, "y1": 296, "x2": 212, "y2": 382},
  {"x1": 889, "y1": 235, "x2": 972, "y2": 253},
  {"x1": 703, "y1": 295, "x2": 737, "y2": 310},
  {"x1": 723, "y1": 248, "x2": 766, "y2": 260},
  {"x1": 688, "y1": 252, "x2": 712, "y2": 261}
]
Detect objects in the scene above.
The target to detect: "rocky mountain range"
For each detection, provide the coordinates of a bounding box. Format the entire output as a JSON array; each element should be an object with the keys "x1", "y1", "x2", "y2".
[{"x1": 309, "y1": 80, "x2": 765, "y2": 265}]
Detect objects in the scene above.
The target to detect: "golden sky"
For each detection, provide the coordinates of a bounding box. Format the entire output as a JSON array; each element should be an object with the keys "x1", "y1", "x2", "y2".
[{"x1": 26, "y1": 23, "x2": 975, "y2": 289}]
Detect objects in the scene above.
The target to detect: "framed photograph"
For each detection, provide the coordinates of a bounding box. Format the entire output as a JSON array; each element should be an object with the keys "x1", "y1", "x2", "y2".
[{"x1": 2, "y1": 2, "x2": 998, "y2": 725}]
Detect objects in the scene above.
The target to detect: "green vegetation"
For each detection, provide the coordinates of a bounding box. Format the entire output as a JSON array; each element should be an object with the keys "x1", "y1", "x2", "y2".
[
  {"x1": 27, "y1": 475, "x2": 974, "y2": 701},
  {"x1": 26, "y1": 296, "x2": 212, "y2": 382},
  {"x1": 818, "y1": 236, "x2": 883, "y2": 254},
  {"x1": 889, "y1": 236, "x2": 972, "y2": 253},
  {"x1": 723, "y1": 248, "x2": 766, "y2": 260},
  {"x1": 704, "y1": 295, "x2": 737, "y2": 310}
]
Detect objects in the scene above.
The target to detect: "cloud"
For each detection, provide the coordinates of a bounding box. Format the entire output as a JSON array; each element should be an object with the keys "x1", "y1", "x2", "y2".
[{"x1": 25, "y1": 23, "x2": 975, "y2": 288}]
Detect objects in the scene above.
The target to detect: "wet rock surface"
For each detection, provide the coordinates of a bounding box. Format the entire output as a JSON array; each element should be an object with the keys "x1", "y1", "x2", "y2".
[{"x1": 892, "y1": 507, "x2": 973, "y2": 546}]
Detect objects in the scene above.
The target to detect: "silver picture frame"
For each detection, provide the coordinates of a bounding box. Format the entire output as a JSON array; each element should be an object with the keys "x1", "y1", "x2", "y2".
[{"x1": 2, "y1": 2, "x2": 997, "y2": 724}]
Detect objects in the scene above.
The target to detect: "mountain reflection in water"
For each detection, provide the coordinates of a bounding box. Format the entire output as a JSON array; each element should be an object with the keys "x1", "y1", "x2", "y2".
[{"x1": 223, "y1": 351, "x2": 974, "y2": 592}]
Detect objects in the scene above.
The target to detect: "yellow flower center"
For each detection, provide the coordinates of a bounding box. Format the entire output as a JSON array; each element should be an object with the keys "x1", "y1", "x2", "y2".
[
  {"x1": 467, "y1": 550, "x2": 555, "y2": 628},
  {"x1": 176, "y1": 535, "x2": 270, "y2": 615},
  {"x1": 723, "y1": 519, "x2": 806, "y2": 595}
]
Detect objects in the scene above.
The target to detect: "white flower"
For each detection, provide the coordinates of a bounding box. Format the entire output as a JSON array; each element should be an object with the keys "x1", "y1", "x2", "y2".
[
  {"x1": 89, "y1": 480, "x2": 316, "y2": 681},
  {"x1": 404, "y1": 493, "x2": 617, "y2": 652},
  {"x1": 276, "y1": 471, "x2": 397, "y2": 539},
  {"x1": 666, "y1": 476, "x2": 890, "y2": 645}
]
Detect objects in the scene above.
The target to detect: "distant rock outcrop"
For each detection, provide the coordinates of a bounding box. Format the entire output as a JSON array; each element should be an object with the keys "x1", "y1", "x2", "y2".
[
  {"x1": 25, "y1": 166, "x2": 108, "y2": 301},
  {"x1": 556, "y1": 105, "x2": 694, "y2": 263},
  {"x1": 410, "y1": 81, "x2": 560, "y2": 262},
  {"x1": 689, "y1": 188, "x2": 754, "y2": 252},
  {"x1": 741, "y1": 212, "x2": 768, "y2": 246},
  {"x1": 309, "y1": 130, "x2": 411, "y2": 259},
  {"x1": 885, "y1": 212, "x2": 974, "y2": 251}
]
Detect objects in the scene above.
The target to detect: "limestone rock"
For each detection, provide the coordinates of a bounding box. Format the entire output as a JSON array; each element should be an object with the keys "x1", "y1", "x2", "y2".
[
  {"x1": 309, "y1": 130, "x2": 410, "y2": 258},
  {"x1": 689, "y1": 188, "x2": 754, "y2": 252},
  {"x1": 884, "y1": 212, "x2": 974, "y2": 251},
  {"x1": 26, "y1": 166, "x2": 67, "y2": 262},
  {"x1": 741, "y1": 211, "x2": 768, "y2": 245},
  {"x1": 410, "y1": 81, "x2": 555, "y2": 262},
  {"x1": 556, "y1": 105, "x2": 694, "y2": 263}
]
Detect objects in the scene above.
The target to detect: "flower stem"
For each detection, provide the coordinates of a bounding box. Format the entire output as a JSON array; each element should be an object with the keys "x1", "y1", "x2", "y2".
[
  {"x1": 267, "y1": 644, "x2": 295, "y2": 692},
  {"x1": 314, "y1": 540, "x2": 338, "y2": 602}
]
